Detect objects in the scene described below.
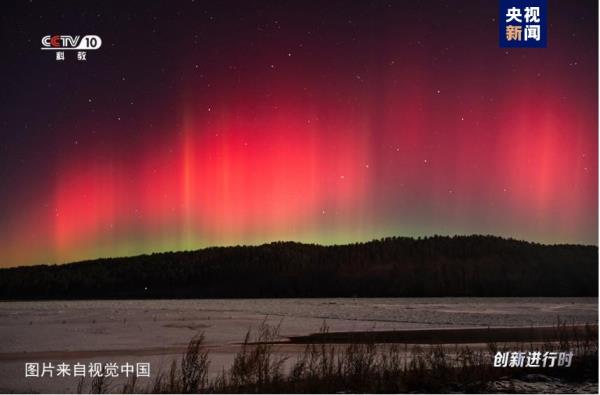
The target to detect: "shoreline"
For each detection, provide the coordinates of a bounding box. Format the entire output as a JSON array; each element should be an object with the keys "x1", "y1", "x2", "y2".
[
  {"x1": 2, "y1": 324, "x2": 596, "y2": 362},
  {"x1": 279, "y1": 324, "x2": 599, "y2": 344}
]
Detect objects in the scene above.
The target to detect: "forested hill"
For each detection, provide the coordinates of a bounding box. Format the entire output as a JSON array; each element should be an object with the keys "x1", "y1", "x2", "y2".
[{"x1": 0, "y1": 235, "x2": 597, "y2": 299}]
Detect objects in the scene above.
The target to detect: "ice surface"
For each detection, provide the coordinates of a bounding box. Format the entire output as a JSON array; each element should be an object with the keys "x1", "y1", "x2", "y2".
[{"x1": 0, "y1": 297, "x2": 596, "y2": 392}]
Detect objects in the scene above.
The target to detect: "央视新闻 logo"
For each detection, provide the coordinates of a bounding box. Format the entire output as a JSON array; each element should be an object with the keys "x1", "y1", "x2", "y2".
[{"x1": 499, "y1": 0, "x2": 547, "y2": 48}]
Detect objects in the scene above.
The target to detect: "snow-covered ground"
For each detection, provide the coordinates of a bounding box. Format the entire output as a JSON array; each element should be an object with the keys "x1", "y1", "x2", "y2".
[{"x1": 0, "y1": 298, "x2": 596, "y2": 393}]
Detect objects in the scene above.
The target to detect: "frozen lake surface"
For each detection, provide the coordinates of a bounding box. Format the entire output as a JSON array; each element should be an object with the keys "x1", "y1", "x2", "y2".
[{"x1": 0, "y1": 297, "x2": 597, "y2": 392}]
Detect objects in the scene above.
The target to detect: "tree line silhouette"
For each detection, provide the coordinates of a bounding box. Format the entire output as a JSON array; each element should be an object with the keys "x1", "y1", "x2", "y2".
[{"x1": 0, "y1": 235, "x2": 596, "y2": 299}]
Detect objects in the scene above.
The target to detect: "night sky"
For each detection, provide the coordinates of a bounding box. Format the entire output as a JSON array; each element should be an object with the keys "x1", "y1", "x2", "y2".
[{"x1": 0, "y1": 0, "x2": 597, "y2": 267}]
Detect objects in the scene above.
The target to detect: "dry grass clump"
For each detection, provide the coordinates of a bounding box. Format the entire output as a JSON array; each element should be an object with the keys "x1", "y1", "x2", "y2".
[{"x1": 77, "y1": 319, "x2": 599, "y2": 393}]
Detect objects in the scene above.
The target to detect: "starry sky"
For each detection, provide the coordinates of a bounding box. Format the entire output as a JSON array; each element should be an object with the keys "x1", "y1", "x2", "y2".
[{"x1": 0, "y1": 0, "x2": 597, "y2": 267}]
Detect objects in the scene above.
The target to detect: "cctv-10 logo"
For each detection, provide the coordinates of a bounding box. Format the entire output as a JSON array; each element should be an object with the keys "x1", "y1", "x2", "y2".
[{"x1": 41, "y1": 35, "x2": 102, "y2": 61}]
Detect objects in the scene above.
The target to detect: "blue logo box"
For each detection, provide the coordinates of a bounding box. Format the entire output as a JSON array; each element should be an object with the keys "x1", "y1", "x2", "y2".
[{"x1": 499, "y1": 0, "x2": 547, "y2": 48}]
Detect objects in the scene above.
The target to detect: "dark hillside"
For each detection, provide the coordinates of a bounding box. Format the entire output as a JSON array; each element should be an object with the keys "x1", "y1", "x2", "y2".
[{"x1": 0, "y1": 235, "x2": 596, "y2": 299}]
